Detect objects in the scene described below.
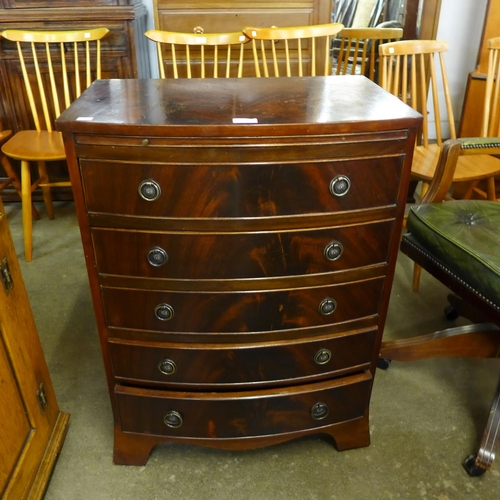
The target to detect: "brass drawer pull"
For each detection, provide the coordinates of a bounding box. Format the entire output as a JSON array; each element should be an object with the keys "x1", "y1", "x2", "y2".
[
  {"x1": 164, "y1": 410, "x2": 183, "y2": 428},
  {"x1": 314, "y1": 348, "x2": 332, "y2": 365},
  {"x1": 329, "y1": 175, "x2": 351, "y2": 196},
  {"x1": 148, "y1": 246, "x2": 168, "y2": 267},
  {"x1": 318, "y1": 298, "x2": 337, "y2": 316},
  {"x1": 324, "y1": 241, "x2": 343, "y2": 261},
  {"x1": 311, "y1": 402, "x2": 329, "y2": 420},
  {"x1": 155, "y1": 303, "x2": 174, "y2": 321},
  {"x1": 141, "y1": 139, "x2": 149, "y2": 146},
  {"x1": 158, "y1": 359, "x2": 177, "y2": 375},
  {"x1": 138, "y1": 179, "x2": 161, "y2": 201}
]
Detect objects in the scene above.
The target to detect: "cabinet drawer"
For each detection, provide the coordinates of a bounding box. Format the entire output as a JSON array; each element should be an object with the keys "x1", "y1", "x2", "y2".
[
  {"x1": 109, "y1": 328, "x2": 376, "y2": 388},
  {"x1": 92, "y1": 221, "x2": 393, "y2": 279},
  {"x1": 115, "y1": 372, "x2": 372, "y2": 439},
  {"x1": 81, "y1": 158, "x2": 403, "y2": 219},
  {"x1": 101, "y1": 278, "x2": 384, "y2": 334},
  {"x1": 156, "y1": 9, "x2": 313, "y2": 35}
]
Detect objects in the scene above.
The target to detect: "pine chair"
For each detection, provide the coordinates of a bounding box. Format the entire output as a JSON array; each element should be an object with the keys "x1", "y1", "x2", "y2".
[
  {"x1": 145, "y1": 30, "x2": 250, "y2": 79},
  {"x1": 242, "y1": 23, "x2": 344, "y2": 77},
  {"x1": 379, "y1": 40, "x2": 500, "y2": 292},
  {"x1": 380, "y1": 137, "x2": 500, "y2": 476},
  {"x1": 379, "y1": 40, "x2": 500, "y2": 202},
  {"x1": 0, "y1": 28, "x2": 109, "y2": 261},
  {"x1": 482, "y1": 36, "x2": 500, "y2": 137},
  {"x1": 334, "y1": 26, "x2": 403, "y2": 81}
]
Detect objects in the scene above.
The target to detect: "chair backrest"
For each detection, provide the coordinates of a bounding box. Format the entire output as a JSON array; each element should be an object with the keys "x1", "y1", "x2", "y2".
[
  {"x1": 242, "y1": 23, "x2": 344, "y2": 77},
  {"x1": 483, "y1": 36, "x2": 500, "y2": 137},
  {"x1": 379, "y1": 40, "x2": 455, "y2": 148},
  {"x1": 1, "y1": 28, "x2": 109, "y2": 133},
  {"x1": 145, "y1": 30, "x2": 250, "y2": 79},
  {"x1": 334, "y1": 27, "x2": 403, "y2": 81}
]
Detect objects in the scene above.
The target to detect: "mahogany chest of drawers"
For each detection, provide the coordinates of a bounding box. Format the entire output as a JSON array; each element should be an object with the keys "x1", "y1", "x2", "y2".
[{"x1": 56, "y1": 76, "x2": 421, "y2": 465}]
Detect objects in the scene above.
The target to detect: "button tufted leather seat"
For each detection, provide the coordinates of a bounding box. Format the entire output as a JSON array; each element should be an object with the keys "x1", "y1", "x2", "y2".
[{"x1": 406, "y1": 200, "x2": 500, "y2": 310}]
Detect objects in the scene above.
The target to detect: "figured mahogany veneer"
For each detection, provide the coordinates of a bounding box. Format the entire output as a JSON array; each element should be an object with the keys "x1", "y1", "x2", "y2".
[{"x1": 56, "y1": 76, "x2": 421, "y2": 465}]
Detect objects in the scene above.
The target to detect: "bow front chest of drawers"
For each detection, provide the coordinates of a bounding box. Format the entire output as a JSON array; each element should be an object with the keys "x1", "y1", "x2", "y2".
[{"x1": 56, "y1": 76, "x2": 421, "y2": 465}]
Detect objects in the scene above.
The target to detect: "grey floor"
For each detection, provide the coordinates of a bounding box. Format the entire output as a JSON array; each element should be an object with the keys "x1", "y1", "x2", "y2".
[{"x1": 4, "y1": 200, "x2": 500, "y2": 500}]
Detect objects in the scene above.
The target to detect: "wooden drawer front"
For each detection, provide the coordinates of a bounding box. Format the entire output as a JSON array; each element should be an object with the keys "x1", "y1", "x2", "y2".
[
  {"x1": 109, "y1": 328, "x2": 377, "y2": 387},
  {"x1": 156, "y1": 10, "x2": 313, "y2": 36},
  {"x1": 92, "y1": 221, "x2": 393, "y2": 279},
  {"x1": 102, "y1": 278, "x2": 384, "y2": 333},
  {"x1": 116, "y1": 372, "x2": 372, "y2": 439},
  {"x1": 81, "y1": 157, "x2": 403, "y2": 218}
]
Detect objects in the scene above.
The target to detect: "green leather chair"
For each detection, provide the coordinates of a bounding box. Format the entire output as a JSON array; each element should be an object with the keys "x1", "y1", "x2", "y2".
[{"x1": 380, "y1": 137, "x2": 500, "y2": 476}]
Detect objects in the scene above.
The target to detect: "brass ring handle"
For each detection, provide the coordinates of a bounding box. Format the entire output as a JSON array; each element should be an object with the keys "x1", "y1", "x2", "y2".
[
  {"x1": 324, "y1": 241, "x2": 343, "y2": 261},
  {"x1": 193, "y1": 26, "x2": 204, "y2": 34},
  {"x1": 155, "y1": 303, "x2": 174, "y2": 321},
  {"x1": 318, "y1": 298, "x2": 337, "y2": 316},
  {"x1": 158, "y1": 359, "x2": 177, "y2": 375},
  {"x1": 314, "y1": 348, "x2": 332, "y2": 365},
  {"x1": 329, "y1": 175, "x2": 351, "y2": 197},
  {"x1": 147, "y1": 246, "x2": 168, "y2": 267},
  {"x1": 164, "y1": 410, "x2": 183, "y2": 428},
  {"x1": 138, "y1": 179, "x2": 161, "y2": 202},
  {"x1": 311, "y1": 402, "x2": 329, "y2": 420}
]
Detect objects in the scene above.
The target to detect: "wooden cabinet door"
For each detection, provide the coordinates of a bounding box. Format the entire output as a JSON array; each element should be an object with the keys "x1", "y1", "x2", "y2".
[{"x1": 0, "y1": 200, "x2": 69, "y2": 500}]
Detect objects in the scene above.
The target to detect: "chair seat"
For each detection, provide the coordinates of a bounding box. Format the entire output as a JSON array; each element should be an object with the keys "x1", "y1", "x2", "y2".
[
  {"x1": 411, "y1": 144, "x2": 500, "y2": 183},
  {"x1": 1, "y1": 130, "x2": 65, "y2": 162},
  {"x1": 407, "y1": 200, "x2": 500, "y2": 306}
]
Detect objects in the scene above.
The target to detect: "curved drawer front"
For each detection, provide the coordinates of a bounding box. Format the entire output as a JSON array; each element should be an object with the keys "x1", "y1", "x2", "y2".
[
  {"x1": 115, "y1": 373, "x2": 372, "y2": 439},
  {"x1": 92, "y1": 221, "x2": 393, "y2": 279},
  {"x1": 101, "y1": 278, "x2": 384, "y2": 333},
  {"x1": 81, "y1": 157, "x2": 403, "y2": 218},
  {"x1": 109, "y1": 328, "x2": 377, "y2": 387}
]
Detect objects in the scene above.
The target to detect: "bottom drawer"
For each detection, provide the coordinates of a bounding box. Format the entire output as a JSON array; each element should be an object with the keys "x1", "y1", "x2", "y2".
[{"x1": 115, "y1": 372, "x2": 372, "y2": 439}]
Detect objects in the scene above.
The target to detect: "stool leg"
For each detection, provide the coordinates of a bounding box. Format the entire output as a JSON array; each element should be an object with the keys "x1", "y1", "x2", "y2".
[{"x1": 21, "y1": 160, "x2": 33, "y2": 262}]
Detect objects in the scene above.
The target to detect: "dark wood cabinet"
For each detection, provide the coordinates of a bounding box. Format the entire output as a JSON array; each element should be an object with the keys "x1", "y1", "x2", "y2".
[
  {"x1": 0, "y1": 0, "x2": 150, "y2": 199},
  {"x1": 56, "y1": 76, "x2": 421, "y2": 466}
]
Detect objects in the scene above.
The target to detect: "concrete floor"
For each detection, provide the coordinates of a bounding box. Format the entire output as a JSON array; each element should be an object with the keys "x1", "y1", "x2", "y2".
[{"x1": 4, "y1": 200, "x2": 500, "y2": 500}]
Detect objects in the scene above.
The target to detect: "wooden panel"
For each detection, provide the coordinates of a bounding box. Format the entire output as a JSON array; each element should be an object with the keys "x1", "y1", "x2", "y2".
[
  {"x1": 0, "y1": 199, "x2": 69, "y2": 499},
  {"x1": 0, "y1": 336, "x2": 31, "y2": 497}
]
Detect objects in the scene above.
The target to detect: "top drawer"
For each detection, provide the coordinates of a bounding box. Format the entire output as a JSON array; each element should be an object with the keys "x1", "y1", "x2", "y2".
[{"x1": 81, "y1": 157, "x2": 404, "y2": 220}]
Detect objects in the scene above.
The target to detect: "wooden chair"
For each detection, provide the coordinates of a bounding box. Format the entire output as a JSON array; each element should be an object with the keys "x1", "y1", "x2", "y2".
[
  {"x1": 145, "y1": 30, "x2": 250, "y2": 79},
  {"x1": 334, "y1": 26, "x2": 403, "y2": 82},
  {"x1": 379, "y1": 40, "x2": 500, "y2": 203},
  {"x1": 483, "y1": 36, "x2": 500, "y2": 137},
  {"x1": 379, "y1": 40, "x2": 500, "y2": 292},
  {"x1": 242, "y1": 23, "x2": 344, "y2": 77},
  {"x1": 0, "y1": 28, "x2": 109, "y2": 261},
  {"x1": 379, "y1": 137, "x2": 500, "y2": 476}
]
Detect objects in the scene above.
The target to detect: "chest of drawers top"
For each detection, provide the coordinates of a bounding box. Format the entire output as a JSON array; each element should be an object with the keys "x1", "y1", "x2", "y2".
[{"x1": 57, "y1": 76, "x2": 421, "y2": 137}]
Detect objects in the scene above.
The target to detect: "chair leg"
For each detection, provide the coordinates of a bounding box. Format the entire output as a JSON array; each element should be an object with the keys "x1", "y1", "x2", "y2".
[
  {"x1": 463, "y1": 374, "x2": 500, "y2": 475},
  {"x1": 21, "y1": 160, "x2": 33, "y2": 262},
  {"x1": 486, "y1": 176, "x2": 497, "y2": 201},
  {"x1": 1, "y1": 154, "x2": 40, "y2": 220},
  {"x1": 37, "y1": 161, "x2": 54, "y2": 219}
]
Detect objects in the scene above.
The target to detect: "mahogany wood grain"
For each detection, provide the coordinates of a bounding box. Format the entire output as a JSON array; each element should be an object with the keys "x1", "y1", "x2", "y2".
[{"x1": 57, "y1": 76, "x2": 421, "y2": 465}]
